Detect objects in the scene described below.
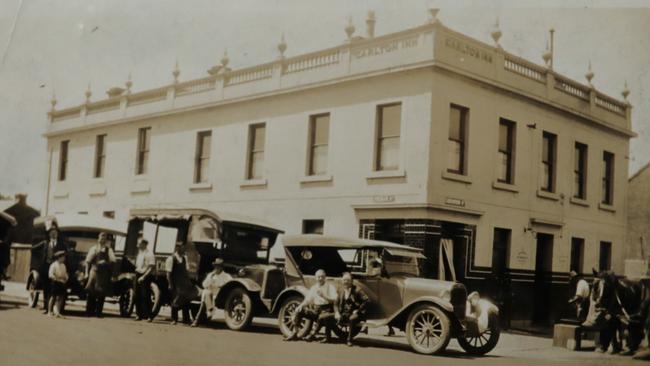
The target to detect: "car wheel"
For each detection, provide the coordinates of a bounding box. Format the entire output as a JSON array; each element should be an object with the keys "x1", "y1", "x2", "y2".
[
  {"x1": 148, "y1": 282, "x2": 162, "y2": 318},
  {"x1": 278, "y1": 295, "x2": 313, "y2": 338},
  {"x1": 27, "y1": 275, "x2": 39, "y2": 308},
  {"x1": 406, "y1": 304, "x2": 451, "y2": 355},
  {"x1": 119, "y1": 287, "x2": 135, "y2": 317},
  {"x1": 457, "y1": 313, "x2": 501, "y2": 355},
  {"x1": 224, "y1": 287, "x2": 254, "y2": 331}
]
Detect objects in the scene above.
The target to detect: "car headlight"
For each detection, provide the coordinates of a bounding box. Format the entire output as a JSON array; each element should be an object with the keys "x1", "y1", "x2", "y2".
[
  {"x1": 237, "y1": 268, "x2": 246, "y2": 277},
  {"x1": 440, "y1": 289, "x2": 451, "y2": 302}
]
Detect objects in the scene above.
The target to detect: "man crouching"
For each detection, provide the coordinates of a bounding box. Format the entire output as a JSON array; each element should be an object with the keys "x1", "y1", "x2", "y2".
[
  {"x1": 335, "y1": 272, "x2": 369, "y2": 347},
  {"x1": 284, "y1": 269, "x2": 337, "y2": 343}
]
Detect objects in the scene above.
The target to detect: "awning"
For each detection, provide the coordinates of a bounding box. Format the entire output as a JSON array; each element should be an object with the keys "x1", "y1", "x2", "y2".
[{"x1": 385, "y1": 247, "x2": 426, "y2": 259}]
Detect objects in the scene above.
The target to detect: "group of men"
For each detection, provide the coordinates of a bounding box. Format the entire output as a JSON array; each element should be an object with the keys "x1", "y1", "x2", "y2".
[{"x1": 284, "y1": 269, "x2": 369, "y2": 346}]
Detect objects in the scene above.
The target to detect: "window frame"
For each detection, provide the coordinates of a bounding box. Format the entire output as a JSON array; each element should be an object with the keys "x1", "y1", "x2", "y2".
[
  {"x1": 570, "y1": 237, "x2": 585, "y2": 274},
  {"x1": 497, "y1": 118, "x2": 516, "y2": 184},
  {"x1": 602, "y1": 151, "x2": 614, "y2": 205},
  {"x1": 194, "y1": 130, "x2": 212, "y2": 184},
  {"x1": 375, "y1": 102, "x2": 402, "y2": 172},
  {"x1": 541, "y1": 131, "x2": 557, "y2": 193},
  {"x1": 94, "y1": 134, "x2": 107, "y2": 179},
  {"x1": 599, "y1": 241, "x2": 612, "y2": 271},
  {"x1": 135, "y1": 127, "x2": 151, "y2": 176},
  {"x1": 573, "y1": 142, "x2": 588, "y2": 199},
  {"x1": 58, "y1": 140, "x2": 69, "y2": 182},
  {"x1": 246, "y1": 123, "x2": 266, "y2": 180},
  {"x1": 447, "y1": 104, "x2": 469, "y2": 175},
  {"x1": 307, "y1": 113, "x2": 330, "y2": 176}
]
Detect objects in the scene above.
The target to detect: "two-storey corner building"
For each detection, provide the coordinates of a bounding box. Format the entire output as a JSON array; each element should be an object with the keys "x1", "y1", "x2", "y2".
[{"x1": 43, "y1": 12, "x2": 634, "y2": 331}]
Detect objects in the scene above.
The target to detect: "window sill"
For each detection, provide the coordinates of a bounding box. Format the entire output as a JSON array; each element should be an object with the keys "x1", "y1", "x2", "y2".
[
  {"x1": 536, "y1": 189, "x2": 559, "y2": 201},
  {"x1": 442, "y1": 171, "x2": 472, "y2": 184},
  {"x1": 569, "y1": 196, "x2": 589, "y2": 207},
  {"x1": 300, "y1": 174, "x2": 333, "y2": 184},
  {"x1": 89, "y1": 179, "x2": 107, "y2": 197},
  {"x1": 366, "y1": 169, "x2": 406, "y2": 180},
  {"x1": 189, "y1": 182, "x2": 213, "y2": 192},
  {"x1": 492, "y1": 181, "x2": 518, "y2": 193},
  {"x1": 598, "y1": 202, "x2": 616, "y2": 213},
  {"x1": 53, "y1": 184, "x2": 69, "y2": 199},
  {"x1": 240, "y1": 179, "x2": 267, "y2": 188},
  {"x1": 130, "y1": 179, "x2": 151, "y2": 194}
]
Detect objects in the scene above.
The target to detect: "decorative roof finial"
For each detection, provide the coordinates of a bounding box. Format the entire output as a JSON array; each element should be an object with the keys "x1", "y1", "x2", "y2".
[
  {"x1": 428, "y1": 7, "x2": 440, "y2": 24},
  {"x1": 345, "y1": 16, "x2": 355, "y2": 41},
  {"x1": 50, "y1": 89, "x2": 57, "y2": 110},
  {"x1": 221, "y1": 49, "x2": 229, "y2": 68},
  {"x1": 278, "y1": 34, "x2": 287, "y2": 59},
  {"x1": 366, "y1": 10, "x2": 376, "y2": 38},
  {"x1": 622, "y1": 80, "x2": 630, "y2": 101},
  {"x1": 585, "y1": 61, "x2": 594, "y2": 87},
  {"x1": 172, "y1": 61, "x2": 180, "y2": 83},
  {"x1": 85, "y1": 83, "x2": 92, "y2": 103},
  {"x1": 125, "y1": 72, "x2": 132, "y2": 94},
  {"x1": 542, "y1": 40, "x2": 552, "y2": 68},
  {"x1": 491, "y1": 17, "x2": 502, "y2": 48}
]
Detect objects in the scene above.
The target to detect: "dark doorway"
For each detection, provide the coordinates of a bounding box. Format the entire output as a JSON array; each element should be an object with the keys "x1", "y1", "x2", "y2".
[
  {"x1": 491, "y1": 228, "x2": 512, "y2": 328},
  {"x1": 570, "y1": 237, "x2": 585, "y2": 274},
  {"x1": 533, "y1": 233, "x2": 554, "y2": 325}
]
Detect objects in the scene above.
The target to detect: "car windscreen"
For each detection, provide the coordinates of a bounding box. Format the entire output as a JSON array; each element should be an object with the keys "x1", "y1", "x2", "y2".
[
  {"x1": 383, "y1": 251, "x2": 420, "y2": 277},
  {"x1": 221, "y1": 225, "x2": 273, "y2": 264},
  {"x1": 287, "y1": 246, "x2": 349, "y2": 277}
]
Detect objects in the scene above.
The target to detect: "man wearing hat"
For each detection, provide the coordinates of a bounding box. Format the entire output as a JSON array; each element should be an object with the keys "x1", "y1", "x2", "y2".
[
  {"x1": 48, "y1": 250, "x2": 68, "y2": 317},
  {"x1": 568, "y1": 270, "x2": 590, "y2": 322},
  {"x1": 191, "y1": 258, "x2": 232, "y2": 327},
  {"x1": 134, "y1": 236, "x2": 155, "y2": 321},
  {"x1": 84, "y1": 232, "x2": 116, "y2": 317},
  {"x1": 36, "y1": 221, "x2": 67, "y2": 314}
]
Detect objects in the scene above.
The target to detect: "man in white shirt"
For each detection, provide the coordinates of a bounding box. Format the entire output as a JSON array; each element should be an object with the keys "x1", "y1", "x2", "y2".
[
  {"x1": 285, "y1": 269, "x2": 338, "y2": 343},
  {"x1": 134, "y1": 238, "x2": 155, "y2": 321},
  {"x1": 568, "y1": 271, "x2": 590, "y2": 322},
  {"x1": 191, "y1": 258, "x2": 232, "y2": 327}
]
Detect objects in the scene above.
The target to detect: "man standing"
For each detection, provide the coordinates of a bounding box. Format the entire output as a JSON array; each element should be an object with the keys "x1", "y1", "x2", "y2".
[
  {"x1": 191, "y1": 258, "x2": 232, "y2": 327},
  {"x1": 134, "y1": 237, "x2": 155, "y2": 321},
  {"x1": 285, "y1": 269, "x2": 338, "y2": 343},
  {"x1": 165, "y1": 242, "x2": 197, "y2": 325},
  {"x1": 568, "y1": 271, "x2": 590, "y2": 322},
  {"x1": 85, "y1": 232, "x2": 116, "y2": 317},
  {"x1": 335, "y1": 272, "x2": 369, "y2": 346},
  {"x1": 37, "y1": 222, "x2": 66, "y2": 314}
]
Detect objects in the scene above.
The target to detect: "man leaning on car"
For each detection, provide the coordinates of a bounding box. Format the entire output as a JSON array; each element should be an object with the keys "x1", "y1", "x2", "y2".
[{"x1": 284, "y1": 269, "x2": 338, "y2": 343}]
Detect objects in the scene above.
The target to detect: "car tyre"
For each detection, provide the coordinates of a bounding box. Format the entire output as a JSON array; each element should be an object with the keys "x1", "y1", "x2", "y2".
[
  {"x1": 224, "y1": 287, "x2": 254, "y2": 331},
  {"x1": 27, "y1": 274, "x2": 40, "y2": 308},
  {"x1": 149, "y1": 282, "x2": 162, "y2": 318},
  {"x1": 457, "y1": 313, "x2": 501, "y2": 355},
  {"x1": 278, "y1": 295, "x2": 313, "y2": 339},
  {"x1": 405, "y1": 304, "x2": 451, "y2": 355},
  {"x1": 119, "y1": 287, "x2": 135, "y2": 317}
]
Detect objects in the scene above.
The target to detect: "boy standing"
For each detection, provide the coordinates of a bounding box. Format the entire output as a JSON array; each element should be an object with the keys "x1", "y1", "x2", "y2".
[{"x1": 48, "y1": 250, "x2": 68, "y2": 318}]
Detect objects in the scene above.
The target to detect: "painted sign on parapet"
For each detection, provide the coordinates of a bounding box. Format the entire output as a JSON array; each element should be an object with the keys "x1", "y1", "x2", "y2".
[
  {"x1": 444, "y1": 37, "x2": 493, "y2": 64},
  {"x1": 353, "y1": 36, "x2": 419, "y2": 59}
]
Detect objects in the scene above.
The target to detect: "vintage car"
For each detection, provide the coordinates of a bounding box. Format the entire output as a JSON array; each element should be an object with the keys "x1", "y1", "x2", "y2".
[
  {"x1": 273, "y1": 235, "x2": 500, "y2": 355},
  {"x1": 26, "y1": 214, "x2": 133, "y2": 316},
  {"x1": 123, "y1": 208, "x2": 284, "y2": 325}
]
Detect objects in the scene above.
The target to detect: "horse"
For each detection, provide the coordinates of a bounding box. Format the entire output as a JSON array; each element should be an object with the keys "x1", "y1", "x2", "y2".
[{"x1": 585, "y1": 269, "x2": 647, "y2": 354}]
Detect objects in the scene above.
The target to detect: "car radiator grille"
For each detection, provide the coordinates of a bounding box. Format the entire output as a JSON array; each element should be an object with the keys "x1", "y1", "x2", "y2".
[
  {"x1": 450, "y1": 283, "x2": 467, "y2": 319},
  {"x1": 263, "y1": 269, "x2": 285, "y2": 300}
]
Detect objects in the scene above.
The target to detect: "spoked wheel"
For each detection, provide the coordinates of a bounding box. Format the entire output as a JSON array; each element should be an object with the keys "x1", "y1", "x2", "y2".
[
  {"x1": 457, "y1": 313, "x2": 501, "y2": 355},
  {"x1": 149, "y1": 282, "x2": 162, "y2": 318},
  {"x1": 406, "y1": 304, "x2": 451, "y2": 355},
  {"x1": 27, "y1": 275, "x2": 40, "y2": 308},
  {"x1": 278, "y1": 295, "x2": 312, "y2": 338},
  {"x1": 224, "y1": 288, "x2": 254, "y2": 331},
  {"x1": 118, "y1": 287, "x2": 135, "y2": 317}
]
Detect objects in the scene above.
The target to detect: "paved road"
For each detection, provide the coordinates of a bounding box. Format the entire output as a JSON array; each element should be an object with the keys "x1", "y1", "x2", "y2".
[{"x1": 0, "y1": 299, "x2": 645, "y2": 366}]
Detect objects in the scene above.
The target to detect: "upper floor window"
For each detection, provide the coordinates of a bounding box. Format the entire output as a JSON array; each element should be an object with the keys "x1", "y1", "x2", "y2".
[
  {"x1": 599, "y1": 241, "x2": 612, "y2": 271},
  {"x1": 541, "y1": 131, "x2": 557, "y2": 192},
  {"x1": 94, "y1": 134, "x2": 106, "y2": 178},
  {"x1": 194, "y1": 131, "x2": 212, "y2": 183},
  {"x1": 497, "y1": 118, "x2": 516, "y2": 184},
  {"x1": 447, "y1": 104, "x2": 468, "y2": 175},
  {"x1": 602, "y1": 151, "x2": 614, "y2": 205},
  {"x1": 574, "y1": 142, "x2": 588, "y2": 199},
  {"x1": 58, "y1": 140, "x2": 69, "y2": 181},
  {"x1": 135, "y1": 127, "x2": 151, "y2": 175},
  {"x1": 308, "y1": 114, "x2": 330, "y2": 176},
  {"x1": 247, "y1": 123, "x2": 266, "y2": 180},
  {"x1": 375, "y1": 103, "x2": 401, "y2": 171}
]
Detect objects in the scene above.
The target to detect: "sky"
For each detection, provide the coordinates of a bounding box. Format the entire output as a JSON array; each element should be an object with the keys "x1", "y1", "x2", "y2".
[{"x1": 0, "y1": 0, "x2": 649, "y2": 211}]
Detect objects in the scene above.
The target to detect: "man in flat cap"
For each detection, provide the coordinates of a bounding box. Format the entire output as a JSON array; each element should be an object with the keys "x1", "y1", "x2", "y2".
[{"x1": 192, "y1": 258, "x2": 232, "y2": 327}]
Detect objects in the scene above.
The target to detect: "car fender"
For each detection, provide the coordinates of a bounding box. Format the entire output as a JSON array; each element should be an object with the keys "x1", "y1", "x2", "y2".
[
  {"x1": 379, "y1": 296, "x2": 456, "y2": 328},
  {"x1": 270, "y1": 286, "x2": 309, "y2": 314},
  {"x1": 214, "y1": 278, "x2": 263, "y2": 308},
  {"x1": 116, "y1": 272, "x2": 136, "y2": 283}
]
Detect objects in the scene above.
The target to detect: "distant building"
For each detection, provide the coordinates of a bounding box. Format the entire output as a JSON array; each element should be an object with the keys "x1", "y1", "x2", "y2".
[
  {"x1": 43, "y1": 10, "x2": 634, "y2": 331},
  {"x1": 627, "y1": 163, "x2": 650, "y2": 262}
]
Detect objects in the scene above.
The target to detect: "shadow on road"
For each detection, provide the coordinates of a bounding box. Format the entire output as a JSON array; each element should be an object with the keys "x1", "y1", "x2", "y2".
[{"x1": 352, "y1": 337, "x2": 500, "y2": 359}]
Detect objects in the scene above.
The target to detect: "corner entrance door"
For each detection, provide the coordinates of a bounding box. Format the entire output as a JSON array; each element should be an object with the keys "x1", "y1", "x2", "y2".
[{"x1": 533, "y1": 233, "x2": 554, "y2": 325}]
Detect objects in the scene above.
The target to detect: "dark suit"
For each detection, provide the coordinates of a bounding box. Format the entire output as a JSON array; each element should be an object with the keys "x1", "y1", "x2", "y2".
[
  {"x1": 36, "y1": 239, "x2": 67, "y2": 310},
  {"x1": 336, "y1": 285, "x2": 369, "y2": 343}
]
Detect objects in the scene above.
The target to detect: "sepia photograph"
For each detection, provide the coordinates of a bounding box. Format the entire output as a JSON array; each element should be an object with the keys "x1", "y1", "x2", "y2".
[{"x1": 0, "y1": 1, "x2": 649, "y2": 365}]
